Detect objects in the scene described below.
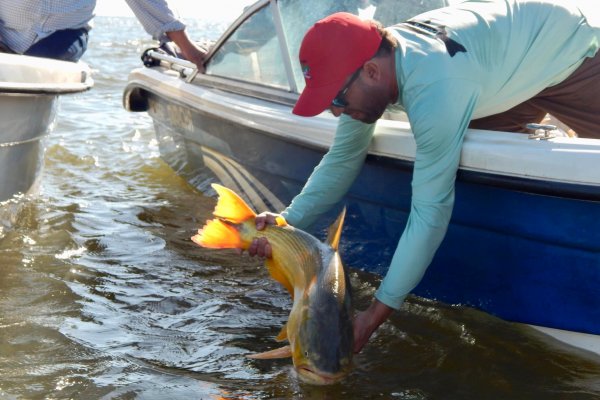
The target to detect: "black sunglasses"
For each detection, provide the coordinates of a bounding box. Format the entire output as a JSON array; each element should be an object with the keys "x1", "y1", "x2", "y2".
[{"x1": 331, "y1": 67, "x2": 362, "y2": 108}]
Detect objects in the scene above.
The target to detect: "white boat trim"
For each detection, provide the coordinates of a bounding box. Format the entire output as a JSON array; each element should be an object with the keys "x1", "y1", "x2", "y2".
[
  {"x1": 0, "y1": 54, "x2": 93, "y2": 94},
  {"x1": 529, "y1": 325, "x2": 600, "y2": 358},
  {"x1": 0, "y1": 81, "x2": 93, "y2": 94}
]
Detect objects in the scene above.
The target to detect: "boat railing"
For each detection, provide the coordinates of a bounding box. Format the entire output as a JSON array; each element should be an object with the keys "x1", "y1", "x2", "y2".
[{"x1": 142, "y1": 50, "x2": 199, "y2": 83}]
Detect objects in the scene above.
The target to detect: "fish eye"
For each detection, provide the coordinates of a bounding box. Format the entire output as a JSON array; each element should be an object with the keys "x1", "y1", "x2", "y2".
[{"x1": 304, "y1": 351, "x2": 309, "y2": 357}]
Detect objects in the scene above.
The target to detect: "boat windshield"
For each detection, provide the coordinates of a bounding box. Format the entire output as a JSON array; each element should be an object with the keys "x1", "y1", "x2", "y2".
[
  {"x1": 279, "y1": 0, "x2": 447, "y2": 93},
  {"x1": 207, "y1": 3, "x2": 290, "y2": 89},
  {"x1": 206, "y1": 0, "x2": 448, "y2": 98}
]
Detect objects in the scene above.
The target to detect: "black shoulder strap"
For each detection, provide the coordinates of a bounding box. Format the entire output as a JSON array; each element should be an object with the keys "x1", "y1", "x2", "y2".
[{"x1": 401, "y1": 20, "x2": 467, "y2": 57}]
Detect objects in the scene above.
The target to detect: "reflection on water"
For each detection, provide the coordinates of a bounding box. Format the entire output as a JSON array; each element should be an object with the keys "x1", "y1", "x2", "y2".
[{"x1": 1, "y1": 16, "x2": 600, "y2": 400}]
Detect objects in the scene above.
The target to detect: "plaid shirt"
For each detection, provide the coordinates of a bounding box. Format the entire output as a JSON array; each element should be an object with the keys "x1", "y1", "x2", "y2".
[{"x1": 0, "y1": 0, "x2": 185, "y2": 54}]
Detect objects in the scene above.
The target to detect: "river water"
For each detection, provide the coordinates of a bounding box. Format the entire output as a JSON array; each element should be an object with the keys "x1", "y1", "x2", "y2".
[{"x1": 1, "y1": 16, "x2": 599, "y2": 400}]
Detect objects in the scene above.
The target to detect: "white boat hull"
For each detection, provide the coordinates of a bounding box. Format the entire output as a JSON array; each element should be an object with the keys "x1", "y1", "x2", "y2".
[
  {"x1": 0, "y1": 53, "x2": 93, "y2": 203},
  {"x1": 0, "y1": 93, "x2": 58, "y2": 202}
]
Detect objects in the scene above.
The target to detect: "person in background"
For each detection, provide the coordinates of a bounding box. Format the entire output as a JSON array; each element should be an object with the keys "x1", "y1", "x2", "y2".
[
  {"x1": 246, "y1": 0, "x2": 600, "y2": 353},
  {"x1": 0, "y1": 0, "x2": 206, "y2": 71}
]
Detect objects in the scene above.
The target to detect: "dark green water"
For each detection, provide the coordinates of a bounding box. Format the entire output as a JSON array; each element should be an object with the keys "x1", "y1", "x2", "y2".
[{"x1": 1, "y1": 16, "x2": 599, "y2": 400}]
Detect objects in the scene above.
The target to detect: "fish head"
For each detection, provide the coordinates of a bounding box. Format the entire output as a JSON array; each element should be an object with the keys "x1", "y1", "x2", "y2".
[{"x1": 291, "y1": 252, "x2": 354, "y2": 385}]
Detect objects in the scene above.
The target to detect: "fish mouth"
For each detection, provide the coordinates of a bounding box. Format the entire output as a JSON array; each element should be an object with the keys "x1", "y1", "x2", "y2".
[{"x1": 296, "y1": 366, "x2": 346, "y2": 385}]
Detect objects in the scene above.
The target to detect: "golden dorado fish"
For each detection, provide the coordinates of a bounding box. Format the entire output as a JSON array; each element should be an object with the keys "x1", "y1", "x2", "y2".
[{"x1": 191, "y1": 184, "x2": 353, "y2": 385}]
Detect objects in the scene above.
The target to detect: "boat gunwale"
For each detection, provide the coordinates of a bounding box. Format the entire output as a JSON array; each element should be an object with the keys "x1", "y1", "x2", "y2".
[
  {"x1": 123, "y1": 67, "x2": 600, "y2": 196},
  {"x1": 0, "y1": 82, "x2": 93, "y2": 94}
]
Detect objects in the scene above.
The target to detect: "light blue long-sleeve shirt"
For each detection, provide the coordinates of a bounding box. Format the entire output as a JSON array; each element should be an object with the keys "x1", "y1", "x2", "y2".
[
  {"x1": 282, "y1": 0, "x2": 600, "y2": 310},
  {"x1": 0, "y1": 0, "x2": 184, "y2": 54}
]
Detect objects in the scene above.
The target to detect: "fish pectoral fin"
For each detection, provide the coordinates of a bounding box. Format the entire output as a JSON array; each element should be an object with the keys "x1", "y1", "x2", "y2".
[
  {"x1": 265, "y1": 259, "x2": 294, "y2": 299},
  {"x1": 246, "y1": 345, "x2": 292, "y2": 359},
  {"x1": 275, "y1": 323, "x2": 288, "y2": 342},
  {"x1": 304, "y1": 276, "x2": 318, "y2": 299}
]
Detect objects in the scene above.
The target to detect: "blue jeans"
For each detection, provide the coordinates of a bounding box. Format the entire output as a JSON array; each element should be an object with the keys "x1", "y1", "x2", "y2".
[{"x1": 24, "y1": 28, "x2": 89, "y2": 62}]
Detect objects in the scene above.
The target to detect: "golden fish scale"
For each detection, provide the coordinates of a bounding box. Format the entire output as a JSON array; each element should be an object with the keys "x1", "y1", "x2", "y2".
[{"x1": 238, "y1": 220, "x2": 330, "y2": 290}]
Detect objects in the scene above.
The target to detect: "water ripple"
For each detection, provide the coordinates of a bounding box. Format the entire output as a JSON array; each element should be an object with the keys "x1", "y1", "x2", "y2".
[{"x1": 1, "y1": 16, "x2": 599, "y2": 400}]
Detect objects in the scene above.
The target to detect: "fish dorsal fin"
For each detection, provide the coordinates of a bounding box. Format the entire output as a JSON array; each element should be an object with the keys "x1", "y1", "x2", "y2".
[
  {"x1": 246, "y1": 345, "x2": 292, "y2": 359},
  {"x1": 211, "y1": 184, "x2": 256, "y2": 223},
  {"x1": 275, "y1": 322, "x2": 288, "y2": 342},
  {"x1": 325, "y1": 207, "x2": 346, "y2": 250},
  {"x1": 266, "y1": 258, "x2": 294, "y2": 299}
]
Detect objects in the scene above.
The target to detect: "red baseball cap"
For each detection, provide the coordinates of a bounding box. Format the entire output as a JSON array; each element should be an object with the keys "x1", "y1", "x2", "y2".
[{"x1": 292, "y1": 12, "x2": 382, "y2": 117}]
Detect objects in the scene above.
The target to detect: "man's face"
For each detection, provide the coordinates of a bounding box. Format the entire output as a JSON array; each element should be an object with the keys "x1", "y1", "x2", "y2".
[{"x1": 329, "y1": 68, "x2": 390, "y2": 124}]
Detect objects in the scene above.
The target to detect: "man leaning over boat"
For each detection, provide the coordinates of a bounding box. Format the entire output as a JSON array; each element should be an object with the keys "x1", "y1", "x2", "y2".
[
  {"x1": 0, "y1": 0, "x2": 206, "y2": 71},
  {"x1": 245, "y1": 0, "x2": 600, "y2": 353}
]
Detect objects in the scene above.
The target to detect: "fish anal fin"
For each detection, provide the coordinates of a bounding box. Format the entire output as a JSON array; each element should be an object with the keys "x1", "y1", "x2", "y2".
[
  {"x1": 211, "y1": 184, "x2": 256, "y2": 223},
  {"x1": 246, "y1": 345, "x2": 292, "y2": 359},
  {"x1": 191, "y1": 219, "x2": 243, "y2": 249},
  {"x1": 326, "y1": 207, "x2": 346, "y2": 250},
  {"x1": 266, "y1": 258, "x2": 294, "y2": 299}
]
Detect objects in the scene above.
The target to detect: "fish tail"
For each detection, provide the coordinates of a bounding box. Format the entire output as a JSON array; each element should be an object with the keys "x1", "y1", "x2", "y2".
[
  {"x1": 211, "y1": 184, "x2": 257, "y2": 223},
  {"x1": 191, "y1": 184, "x2": 257, "y2": 250},
  {"x1": 191, "y1": 219, "x2": 244, "y2": 249}
]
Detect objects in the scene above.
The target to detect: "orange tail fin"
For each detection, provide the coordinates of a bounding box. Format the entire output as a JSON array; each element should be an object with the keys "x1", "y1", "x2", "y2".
[
  {"x1": 212, "y1": 184, "x2": 256, "y2": 223},
  {"x1": 191, "y1": 219, "x2": 243, "y2": 249}
]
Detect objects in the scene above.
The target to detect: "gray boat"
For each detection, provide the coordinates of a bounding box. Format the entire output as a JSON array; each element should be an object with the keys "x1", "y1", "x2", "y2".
[{"x1": 0, "y1": 53, "x2": 93, "y2": 203}]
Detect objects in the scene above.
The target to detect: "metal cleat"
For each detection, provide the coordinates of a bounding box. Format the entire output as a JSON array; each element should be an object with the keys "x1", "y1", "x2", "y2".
[{"x1": 526, "y1": 123, "x2": 558, "y2": 140}]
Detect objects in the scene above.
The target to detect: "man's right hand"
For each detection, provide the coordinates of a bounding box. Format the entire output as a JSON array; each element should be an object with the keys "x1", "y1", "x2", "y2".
[
  {"x1": 254, "y1": 212, "x2": 280, "y2": 231},
  {"x1": 353, "y1": 299, "x2": 394, "y2": 353},
  {"x1": 248, "y1": 212, "x2": 281, "y2": 258}
]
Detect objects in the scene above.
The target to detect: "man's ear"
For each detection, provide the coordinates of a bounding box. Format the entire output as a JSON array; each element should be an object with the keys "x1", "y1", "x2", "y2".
[{"x1": 362, "y1": 59, "x2": 381, "y2": 83}]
